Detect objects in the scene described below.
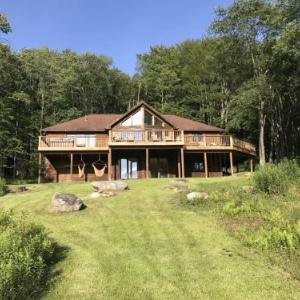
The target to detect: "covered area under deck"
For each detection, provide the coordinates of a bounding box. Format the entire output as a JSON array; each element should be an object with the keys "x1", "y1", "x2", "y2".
[{"x1": 39, "y1": 148, "x2": 254, "y2": 183}]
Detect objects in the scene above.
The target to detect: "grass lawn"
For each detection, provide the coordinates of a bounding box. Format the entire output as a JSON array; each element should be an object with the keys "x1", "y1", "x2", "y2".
[{"x1": 1, "y1": 177, "x2": 300, "y2": 299}]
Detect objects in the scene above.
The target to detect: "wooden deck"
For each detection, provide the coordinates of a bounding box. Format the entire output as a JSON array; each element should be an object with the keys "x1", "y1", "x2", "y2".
[
  {"x1": 38, "y1": 131, "x2": 256, "y2": 156},
  {"x1": 184, "y1": 134, "x2": 256, "y2": 156}
]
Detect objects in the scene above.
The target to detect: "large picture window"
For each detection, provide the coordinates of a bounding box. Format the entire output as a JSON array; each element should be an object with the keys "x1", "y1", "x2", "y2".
[{"x1": 121, "y1": 108, "x2": 164, "y2": 127}]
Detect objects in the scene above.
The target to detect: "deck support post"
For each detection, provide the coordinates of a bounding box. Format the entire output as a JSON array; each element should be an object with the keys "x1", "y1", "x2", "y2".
[
  {"x1": 180, "y1": 148, "x2": 185, "y2": 178},
  {"x1": 70, "y1": 153, "x2": 73, "y2": 180},
  {"x1": 108, "y1": 149, "x2": 112, "y2": 181},
  {"x1": 146, "y1": 148, "x2": 149, "y2": 178},
  {"x1": 38, "y1": 152, "x2": 42, "y2": 184},
  {"x1": 177, "y1": 149, "x2": 181, "y2": 178},
  {"x1": 250, "y1": 158, "x2": 254, "y2": 173},
  {"x1": 229, "y1": 151, "x2": 234, "y2": 176},
  {"x1": 204, "y1": 152, "x2": 208, "y2": 178}
]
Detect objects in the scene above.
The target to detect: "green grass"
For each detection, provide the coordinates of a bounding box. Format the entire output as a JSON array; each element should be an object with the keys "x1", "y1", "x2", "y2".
[{"x1": 1, "y1": 177, "x2": 300, "y2": 299}]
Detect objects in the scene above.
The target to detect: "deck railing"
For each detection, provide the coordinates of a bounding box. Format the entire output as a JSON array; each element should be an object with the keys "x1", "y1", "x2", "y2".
[
  {"x1": 184, "y1": 134, "x2": 256, "y2": 155},
  {"x1": 109, "y1": 129, "x2": 184, "y2": 144},
  {"x1": 38, "y1": 132, "x2": 256, "y2": 155},
  {"x1": 39, "y1": 135, "x2": 108, "y2": 149},
  {"x1": 232, "y1": 137, "x2": 256, "y2": 154}
]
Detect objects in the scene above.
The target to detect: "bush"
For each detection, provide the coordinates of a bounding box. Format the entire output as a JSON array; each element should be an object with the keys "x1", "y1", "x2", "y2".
[
  {"x1": 0, "y1": 210, "x2": 55, "y2": 299},
  {"x1": 0, "y1": 177, "x2": 7, "y2": 196},
  {"x1": 250, "y1": 225, "x2": 300, "y2": 250},
  {"x1": 252, "y1": 160, "x2": 299, "y2": 194}
]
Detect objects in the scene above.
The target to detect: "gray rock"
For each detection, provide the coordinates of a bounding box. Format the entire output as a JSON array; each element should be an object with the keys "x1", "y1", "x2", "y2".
[
  {"x1": 170, "y1": 178, "x2": 188, "y2": 192},
  {"x1": 242, "y1": 185, "x2": 254, "y2": 193},
  {"x1": 16, "y1": 186, "x2": 27, "y2": 193},
  {"x1": 101, "y1": 191, "x2": 116, "y2": 197},
  {"x1": 50, "y1": 192, "x2": 84, "y2": 212},
  {"x1": 91, "y1": 180, "x2": 128, "y2": 192},
  {"x1": 171, "y1": 178, "x2": 188, "y2": 184},
  {"x1": 187, "y1": 192, "x2": 210, "y2": 201},
  {"x1": 89, "y1": 192, "x2": 101, "y2": 198}
]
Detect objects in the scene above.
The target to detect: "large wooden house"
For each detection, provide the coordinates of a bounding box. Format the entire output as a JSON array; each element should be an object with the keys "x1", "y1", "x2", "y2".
[{"x1": 38, "y1": 102, "x2": 256, "y2": 182}]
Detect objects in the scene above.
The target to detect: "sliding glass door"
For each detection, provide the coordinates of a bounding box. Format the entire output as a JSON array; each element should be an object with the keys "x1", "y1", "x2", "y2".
[
  {"x1": 150, "y1": 158, "x2": 168, "y2": 178},
  {"x1": 119, "y1": 158, "x2": 138, "y2": 179}
]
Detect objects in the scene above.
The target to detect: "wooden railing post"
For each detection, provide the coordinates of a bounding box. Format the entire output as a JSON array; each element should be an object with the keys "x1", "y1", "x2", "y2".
[
  {"x1": 250, "y1": 159, "x2": 254, "y2": 173},
  {"x1": 38, "y1": 152, "x2": 42, "y2": 184},
  {"x1": 70, "y1": 153, "x2": 73, "y2": 180},
  {"x1": 229, "y1": 151, "x2": 234, "y2": 175},
  {"x1": 177, "y1": 149, "x2": 181, "y2": 178},
  {"x1": 146, "y1": 148, "x2": 149, "y2": 178},
  {"x1": 108, "y1": 149, "x2": 112, "y2": 180},
  {"x1": 204, "y1": 152, "x2": 208, "y2": 178},
  {"x1": 230, "y1": 135, "x2": 233, "y2": 147},
  {"x1": 181, "y1": 148, "x2": 185, "y2": 178},
  {"x1": 203, "y1": 134, "x2": 207, "y2": 147}
]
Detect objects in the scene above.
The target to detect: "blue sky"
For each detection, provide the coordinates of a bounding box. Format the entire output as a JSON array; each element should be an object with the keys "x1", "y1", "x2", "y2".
[{"x1": 1, "y1": 0, "x2": 232, "y2": 75}]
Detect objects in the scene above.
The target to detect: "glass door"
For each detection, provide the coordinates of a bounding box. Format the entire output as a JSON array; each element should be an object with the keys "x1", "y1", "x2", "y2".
[
  {"x1": 119, "y1": 158, "x2": 138, "y2": 179},
  {"x1": 128, "y1": 159, "x2": 138, "y2": 179},
  {"x1": 150, "y1": 157, "x2": 168, "y2": 178},
  {"x1": 150, "y1": 158, "x2": 158, "y2": 178},
  {"x1": 159, "y1": 158, "x2": 168, "y2": 178}
]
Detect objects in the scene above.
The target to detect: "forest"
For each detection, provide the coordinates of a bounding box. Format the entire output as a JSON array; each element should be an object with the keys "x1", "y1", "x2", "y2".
[{"x1": 0, "y1": 0, "x2": 299, "y2": 179}]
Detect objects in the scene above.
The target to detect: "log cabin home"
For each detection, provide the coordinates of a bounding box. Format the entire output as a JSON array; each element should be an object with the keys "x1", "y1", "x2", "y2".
[{"x1": 38, "y1": 101, "x2": 256, "y2": 182}]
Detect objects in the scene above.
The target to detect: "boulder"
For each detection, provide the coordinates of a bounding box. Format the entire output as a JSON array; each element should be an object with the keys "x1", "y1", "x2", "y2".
[
  {"x1": 91, "y1": 181, "x2": 128, "y2": 192},
  {"x1": 170, "y1": 178, "x2": 188, "y2": 192},
  {"x1": 49, "y1": 192, "x2": 84, "y2": 212},
  {"x1": 171, "y1": 178, "x2": 188, "y2": 185},
  {"x1": 242, "y1": 185, "x2": 254, "y2": 193},
  {"x1": 16, "y1": 186, "x2": 27, "y2": 193},
  {"x1": 89, "y1": 192, "x2": 101, "y2": 198},
  {"x1": 101, "y1": 191, "x2": 116, "y2": 197},
  {"x1": 187, "y1": 191, "x2": 210, "y2": 201}
]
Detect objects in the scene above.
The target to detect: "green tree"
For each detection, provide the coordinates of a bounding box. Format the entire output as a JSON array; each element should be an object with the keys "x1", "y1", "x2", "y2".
[{"x1": 0, "y1": 13, "x2": 11, "y2": 35}]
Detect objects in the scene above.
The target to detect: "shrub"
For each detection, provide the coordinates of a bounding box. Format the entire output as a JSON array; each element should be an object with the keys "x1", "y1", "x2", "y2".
[
  {"x1": 0, "y1": 210, "x2": 55, "y2": 299},
  {"x1": 252, "y1": 160, "x2": 299, "y2": 194},
  {"x1": 223, "y1": 200, "x2": 252, "y2": 216},
  {"x1": 250, "y1": 225, "x2": 299, "y2": 250},
  {"x1": 0, "y1": 177, "x2": 7, "y2": 196}
]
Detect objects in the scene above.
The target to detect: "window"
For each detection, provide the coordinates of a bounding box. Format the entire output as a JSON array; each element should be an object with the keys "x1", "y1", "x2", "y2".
[
  {"x1": 193, "y1": 162, "x2": 204, "y2": 172},
  {"x1": 67, "y1": 135, "x2": 96, "y2": 147},
  {"x1": 121, "y1": 109, "x2": 143, "y2": 126},
  {"x1": 154, "y1": 116, "x2": 162, "y2": 127},
  {"x1": 144, "y1": 111, "x2": 153, "y2": 126},
  {"x1": 121, "y1": 108, "x2": 165, "y2": 127}
]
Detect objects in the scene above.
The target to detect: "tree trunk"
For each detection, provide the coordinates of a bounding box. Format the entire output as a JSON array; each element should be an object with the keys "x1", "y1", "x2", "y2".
[
  {"x1": 137, "y1": 82, "x2": 141, "y2": 102},
  {"x1": 40, "y1": 91, "x2": 45, "y2": 133},
  {"x1": 259, "y1": 100, "x2": 266, "y2": 166}
]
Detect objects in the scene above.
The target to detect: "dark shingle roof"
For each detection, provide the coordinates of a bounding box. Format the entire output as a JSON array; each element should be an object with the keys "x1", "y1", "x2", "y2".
[
  {"x1": 163, "y1": 115, "x2": 223, "y2": 132},
  {"x1": 42, "y1": 114, "x2": 122, "y2": 132},
  {"x1": 42, "y1": 112, "x2": 223, "y2": 133}
]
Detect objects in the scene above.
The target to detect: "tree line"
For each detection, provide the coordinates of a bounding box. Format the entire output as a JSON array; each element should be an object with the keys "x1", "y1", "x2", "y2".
[{"x1": 0, "y1": 0, "x2": 299, "y2": 179}]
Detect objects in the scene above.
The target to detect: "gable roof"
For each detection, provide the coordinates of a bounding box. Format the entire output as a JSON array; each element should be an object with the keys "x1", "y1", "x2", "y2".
[
  {"x1": 43, "y1": 113, "x2": 223, "y2": 133},
  {"x1": 42, "y1": 102, "x2": 224, "y2": 133},
  {"x1": 107, "y1": 101, "x2": 175, "y2": 129}
]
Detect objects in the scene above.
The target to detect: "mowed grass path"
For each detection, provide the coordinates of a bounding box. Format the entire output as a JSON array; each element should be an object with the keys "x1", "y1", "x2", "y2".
[{"x1": 1, "y1": 178, "x2": 300, "y2": 299}]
